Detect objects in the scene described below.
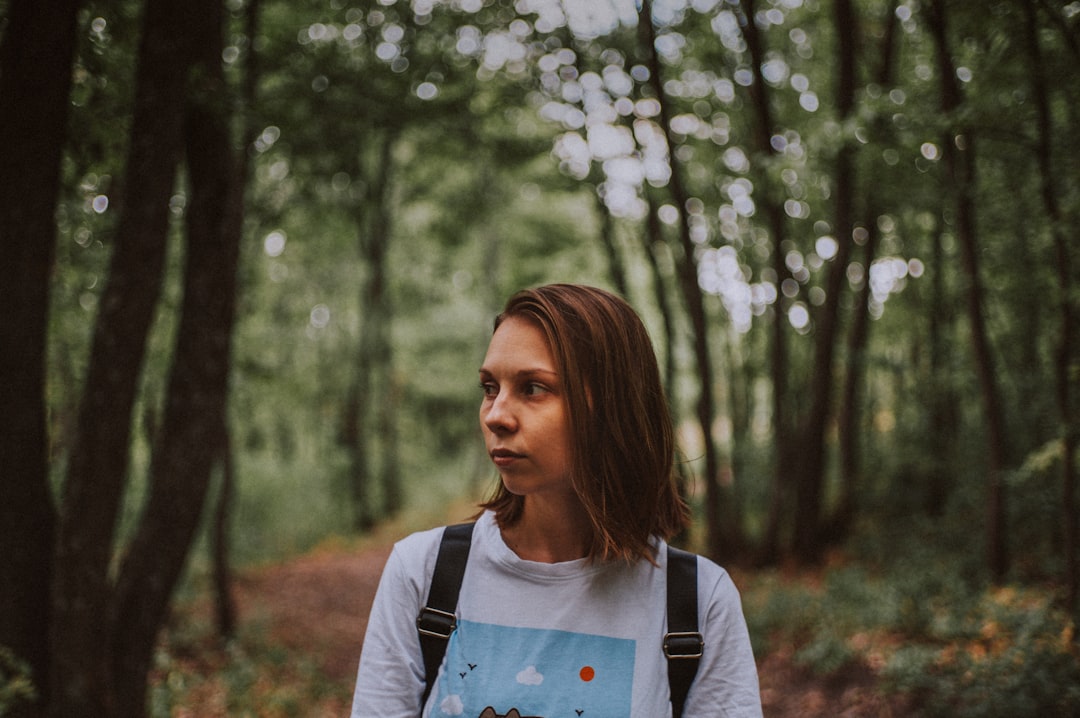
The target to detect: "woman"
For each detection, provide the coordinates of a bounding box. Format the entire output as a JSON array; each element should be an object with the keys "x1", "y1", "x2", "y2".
[{"x1": 351, "y1": 284, "x2": 761, "y2": 717}]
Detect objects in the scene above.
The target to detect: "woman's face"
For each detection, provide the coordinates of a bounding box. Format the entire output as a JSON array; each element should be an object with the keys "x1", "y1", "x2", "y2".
[{"x1": 479, "y1": 316, "x2": 574, "y2": 502}]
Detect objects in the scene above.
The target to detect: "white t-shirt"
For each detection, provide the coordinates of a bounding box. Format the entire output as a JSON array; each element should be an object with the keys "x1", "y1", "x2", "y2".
[{"x1": 351, "y1": 510, "x2": 762, "y2": 718}]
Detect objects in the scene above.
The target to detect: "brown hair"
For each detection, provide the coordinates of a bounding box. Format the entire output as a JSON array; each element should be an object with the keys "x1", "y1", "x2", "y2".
[{"x1": 478, "y1": 284, "x2": 689, "y2": 563}]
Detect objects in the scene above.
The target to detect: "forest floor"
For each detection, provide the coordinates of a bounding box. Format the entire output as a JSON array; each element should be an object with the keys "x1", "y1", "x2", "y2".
[{"x1": 155, "y1": 538, "x2": 916, "y2": 717}]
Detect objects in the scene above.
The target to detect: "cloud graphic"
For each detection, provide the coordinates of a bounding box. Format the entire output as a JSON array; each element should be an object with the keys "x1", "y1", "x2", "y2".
[
  {"x1": 516, "y1": 665, "x2": 544, "y2": 686},
  {"x1": 440, "y1": 694, "x2": 464, "y2": 715}
]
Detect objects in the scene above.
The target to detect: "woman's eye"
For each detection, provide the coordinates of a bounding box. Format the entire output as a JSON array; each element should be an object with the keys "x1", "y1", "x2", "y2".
[
  {"x1": 524, "y1": 382, "x2": 548, "y2": 396},
  {"x1": 480, "y1": 382, "x2": 498, "y2": 398}
]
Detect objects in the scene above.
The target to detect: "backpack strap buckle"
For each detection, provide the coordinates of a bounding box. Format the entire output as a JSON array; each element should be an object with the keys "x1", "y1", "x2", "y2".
[
  {"x1": 663, "y1": 631, "x2": 704, "y2": 659},
  {"x1": 417, "y1": 606, "x2": 457, "y2": 639}
]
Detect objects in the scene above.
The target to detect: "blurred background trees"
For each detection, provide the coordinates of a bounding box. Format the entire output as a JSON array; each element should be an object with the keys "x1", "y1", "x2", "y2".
[{"x1": 1, "y1": 0, "x2": 1078, "y2": 715}]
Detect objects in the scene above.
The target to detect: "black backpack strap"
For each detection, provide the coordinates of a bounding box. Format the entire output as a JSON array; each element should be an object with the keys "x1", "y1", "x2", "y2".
[
  {"x1": 417, "y1": 522, "x2": 475, "y2": 707},
  {"x1": 665, "y1": 544, "x2": 703, "y2": 718}
]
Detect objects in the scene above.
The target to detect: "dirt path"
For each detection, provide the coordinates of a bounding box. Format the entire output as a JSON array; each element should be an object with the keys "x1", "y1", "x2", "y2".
[
  {"x1": 233, "y1": 543, "x2": 393, "y2": 685},
  {"x1": 229, "y1": 541, "x2": 912, "y2": 717}
]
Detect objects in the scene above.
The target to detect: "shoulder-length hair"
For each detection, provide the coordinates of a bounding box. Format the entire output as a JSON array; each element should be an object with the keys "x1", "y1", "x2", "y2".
[{"x1": 479, "y1": 283, "x2": 689, "y2": 563}]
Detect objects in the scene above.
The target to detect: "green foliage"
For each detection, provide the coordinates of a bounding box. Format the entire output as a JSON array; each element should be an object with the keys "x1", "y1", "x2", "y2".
[
  {"x1": 745, "y1": 527, "x2": 1079, "y2": 716},
  {"x1": 0, "y1": 645, "x2": 37, "y2": 715},
  {"x1": 882, "y1": 588, "x2": 1080, "y2": 717},
  {"x1": 149, "y1": 623, "x2": 350, "y2": 717}
]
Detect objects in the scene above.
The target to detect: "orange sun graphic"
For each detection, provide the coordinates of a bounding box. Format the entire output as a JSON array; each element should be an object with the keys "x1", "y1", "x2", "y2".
[{"x1": 579, "y1": 666, "x2": 595, "y2": 682}]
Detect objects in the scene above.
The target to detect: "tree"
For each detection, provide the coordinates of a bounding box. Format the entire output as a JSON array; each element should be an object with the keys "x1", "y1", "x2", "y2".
[
  {"x1": 729, "y1": 0, "x2": 798, "y2": 565},
  {"x1": 109, "y1": 9, "x2": 243, "y2": 704},
  {"x1": 49, "y1": 0, "x2": 243, "y2": 712},
  {"x1": 830, "y1": 0, "x2": 901, "y2": 542},
  {"x1": 639, "y1": 0, "x2": 731, "y2": 561},
  {"x1": 926, "y1": 0, "x2": 1010, "y2": 582},
  {"x1": 51, "y1": 0, "x2": 200, "y2": 709},
  {"x1": 791, "y1": 0, "x2": 860, "y2": 562},
  {"x1": 1022, "y1": 0, "x2": 1079, "y2": 612},
  {"x1": 0, "y1": 0, "x2": 83, "y2": 713}
]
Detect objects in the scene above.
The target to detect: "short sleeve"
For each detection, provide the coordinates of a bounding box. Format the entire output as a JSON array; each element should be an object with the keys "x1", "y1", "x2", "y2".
[
  {"x1": 683, "y1": 559, "x2": 763, "y2": 717},
  {"x1": 351, "y1": 529, "x2": 443, "y2": 718}
]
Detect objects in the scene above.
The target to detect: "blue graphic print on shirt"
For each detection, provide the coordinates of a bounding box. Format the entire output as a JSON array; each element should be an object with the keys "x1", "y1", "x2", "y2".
[{"x1": 432, "y1": 620, "x2": 635, "y2": 717}]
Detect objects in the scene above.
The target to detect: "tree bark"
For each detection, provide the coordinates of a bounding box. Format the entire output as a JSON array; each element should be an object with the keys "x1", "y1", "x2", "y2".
[
  {"x1": 50, "y1": 0, "x2": 196, "y2": 713},
  {"x1": 209, "y1": 0, "x2": 262, "y2": 643},
  {"x1": 643, "y1": 192, "x2": 679, "y2": 409},
  {"x1": 0, "y1": 0, "x2": 81, "y2": 712},
  {"x1": 594, "y1": 191, "x2": 628, "y2": 297},
  {"x1": 372, "y1": 135, "x2": 403, "y2": 517},
  {"x1": 734, "y1": 0, "x2": 794, "y2": 565},
  {"x1": 212, "y1": 425, "x2": 238, "y2": 640},
  {"x1": 349, "y1": 132, "x2": 401, "y2": 528},
  {"x1": 830, "y1": 0, "x2": 899, "y2": 543},
  {"x1": 639, "y1": 0, "x2": 732, "y2": 561},
  {"x1": 927, "y1": 0, "x2": 1009, "y2": 582},
  {"x1": 922, "y1": 218, "x2": 959, "y2": 516},
  {"x1": 343, "y1": 379, "x2": 374, "y2": 530},
  {"x1": 642, "y1": 190, "x2": 693, "y2": 527},
  {"x1": 1022, "y1": 0, "x2": 1078, "y2": 612},
  {"x1": 109, "y1": 1, "x2": 242, "y2": 707},
  {"x1": 793, "y1": 0, "x2": 860, "y2": 563}
]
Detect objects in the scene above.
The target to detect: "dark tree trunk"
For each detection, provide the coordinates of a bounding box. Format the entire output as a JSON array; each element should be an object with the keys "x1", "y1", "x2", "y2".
[
  {"x1": 212, "y1": 424, "x2": 238, "y2": 640},
  {"x1": 343, "y1": 380, "x2": 374, "y2": 530},
  {"x1": 639, "y1": 0, "x2": 733, "y2": 562},
  {"x1": 829, "y1": 224, "x2": 875, "y2": 540},
  {"x1": 1023, "y1": 0, "x2": 1078, "y2": 612},
  {"x1": 50, "y1": 0, "x2": 197, "y2": 713},
  {"x1": 735, "y1": 0, "x2": 793, "y2": 566},
  {"x1": 0, "y1": 0, "x2": 82, "y2": 713},
  {"x1": 350, "y1": 132, "x2": 401, "y2": 527},
  {"x1": 928, "y1": 0, "x2": 1009, "y2": 583},
  {"x1": 793, "y1": 0, "x2": 860, "y2": 564},
  {"x1": 923, "y1": 220, "x2": 958, "y2": 516},
  {"x1": 110, "y1": 1, "x2": 242, "y2": 708},
  {"x1": 643, "y1": 192, "x2": 679, "y2": 409},
  {"x1": 642, "y1": 191, "x2": 693, "y2": 521},
  {"x1": 830, "y1": 0, "x2": 899, "y2": 544},
  {"x1": 210, "y1": 0, "x2": 261, "y2": 642},
  {"x1": 372, "y1": 137, "x2": 402, "y2": 517},
  {"x1": 596, "y1": 192, "x2": 628, "y2": 297}
]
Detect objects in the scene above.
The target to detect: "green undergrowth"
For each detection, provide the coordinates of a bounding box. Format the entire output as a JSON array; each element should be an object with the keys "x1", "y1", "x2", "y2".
[
  {"x1": 150, "y1": 606, "x2": 351, "y2": 717},
  {"x1": 743, "y1": 554, "x2": 1079, "y2": 717}
]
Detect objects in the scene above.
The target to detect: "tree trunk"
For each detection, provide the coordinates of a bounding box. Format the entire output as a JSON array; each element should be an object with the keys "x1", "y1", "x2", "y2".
[
  {"x1": 0, "y1": 0, "x2": 81, "y2": 713},
  {"x1": 109, "y1": 2, "x2": 242, "y2": 708},
  {"x1": 928, "y1": 0, "x2": 1009, "y2": 583},
  {"x1": 596, "y1": 192, "x2": 629, "y2": 297},
  {"x1": 830, "y1": 0, "x2": 899, "y2": 544},
  {"x1": 643, "y1": 192, "x2": 679, "y2": 411},
  {"x1": 372, "y1": 137, "x2": 402, "y2": 517},
  {"x1": 50, "y1": 0, "x2": 197, "y2": 712},
  {"x1": 793, "y1": 0, "x2": 860, "y2": 563},
  {"x1": 349, "y1": 132, "x2": 401, "y2": 527},
  {"x1": 639, "y1": 0, "x2": 732, "y2": 561},
  {"x1": 735, "y1": 0, "x2": 793, "y2": 565},
  {"x1": 922, "y1": 218, "x2": 958, "y2": 516},
  {"x1": 212, "y1": 424, "x2": 238, "y2": 640},
  {"x1": 210, "y1": 0, "x2": 262, "y2": 643},
  {"x1": 1023, "y1": 0, "x2": 1078, "y2": 612},
  {"x1": 343, "y1": 380, "x2": 374, "y2": 530},
  {"x1": 642, "y1": 190, "x2": 692, "y2": 527}
]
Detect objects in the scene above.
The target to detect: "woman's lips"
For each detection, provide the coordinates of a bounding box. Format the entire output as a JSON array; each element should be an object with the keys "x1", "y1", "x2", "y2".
[{"x1": 490, "y1": 449, "x2": 524, "y2": 467}]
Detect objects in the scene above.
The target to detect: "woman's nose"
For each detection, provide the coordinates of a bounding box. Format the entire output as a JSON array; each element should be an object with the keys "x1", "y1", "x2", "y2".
[{"x1": 482, "y1": 393, "x2": 517, "y2": 434}]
